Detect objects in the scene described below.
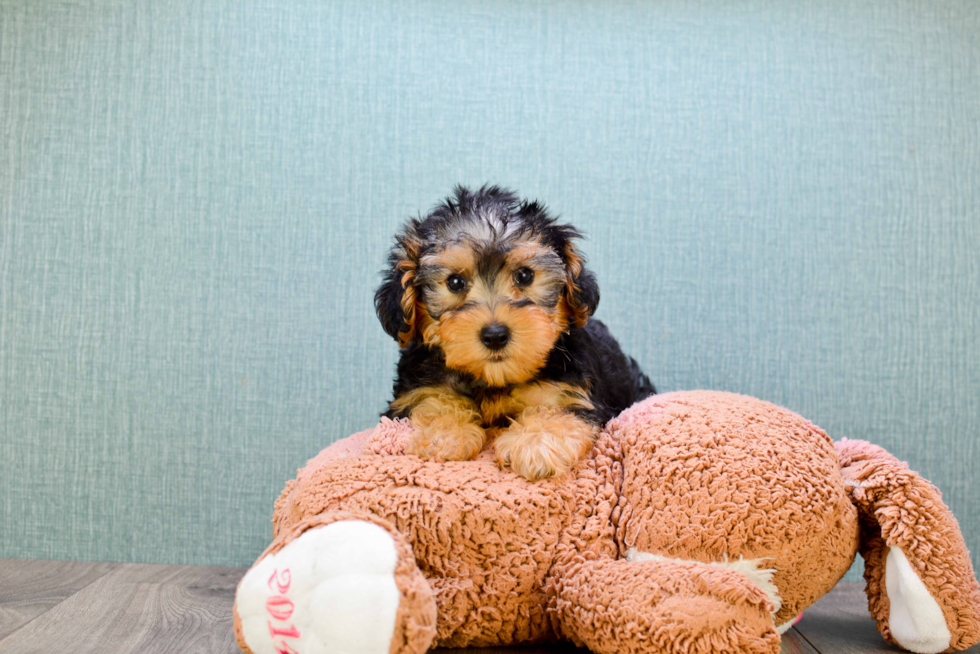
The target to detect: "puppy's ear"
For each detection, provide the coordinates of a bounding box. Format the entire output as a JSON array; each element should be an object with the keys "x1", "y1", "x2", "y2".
[
  {"x1": 375, "y1": 221, "x2": 423, "y2": 347},
  {"x1": 562, "y1": 238, "x2": 600, "y2": 328}
]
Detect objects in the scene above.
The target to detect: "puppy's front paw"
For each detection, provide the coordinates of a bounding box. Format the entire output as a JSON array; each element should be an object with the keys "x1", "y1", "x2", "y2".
[
  {"x1": 494, "y1": 407, "x2": 598, "y2": 481},
  {"x1": 406, "y1": 416, "x2": 486, "y2": 462}
]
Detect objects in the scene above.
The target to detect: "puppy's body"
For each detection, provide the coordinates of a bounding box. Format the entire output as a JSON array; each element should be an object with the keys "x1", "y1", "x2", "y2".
[
  {"x1": 386, "y1": 320, "x2": 654, "y2": 429},
  {"x1": 376, "y1": 186, "x2": 654, "y2": 480}
]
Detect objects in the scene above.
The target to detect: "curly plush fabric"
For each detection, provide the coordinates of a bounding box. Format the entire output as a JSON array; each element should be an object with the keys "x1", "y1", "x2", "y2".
[
  {"x1": 238, "y1": 391, "x2": 980, "y2": 654},
  {"x1": 607, "y1": 392, "x2": 860, "y2": 624},
  {"x1": 554, "y1": 557, "x2": 781, "y2": 654},
  {"x1": 273, "y1": 419, "x2": 610, "y2": 646}
]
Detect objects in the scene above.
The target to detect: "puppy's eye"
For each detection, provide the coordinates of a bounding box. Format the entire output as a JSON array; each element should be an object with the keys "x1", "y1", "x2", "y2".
[
  {"x1": 514, "y1": 267, "x2": 534, "y2": 287},
  {"x1": 446, "y1": 274, "x2": 466, "y2": 293}
]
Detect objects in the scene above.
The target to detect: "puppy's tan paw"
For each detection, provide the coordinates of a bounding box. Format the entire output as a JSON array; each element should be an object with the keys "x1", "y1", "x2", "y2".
[
  {"x1": 406, "y1": 415, "x2": 486, "y2": 462},
  {"x1": 494, "y1": 407, "x2": 598, "y2": 481},
  {"x1": 399, "y1": 386, "x2": 487, "y2": 461}
]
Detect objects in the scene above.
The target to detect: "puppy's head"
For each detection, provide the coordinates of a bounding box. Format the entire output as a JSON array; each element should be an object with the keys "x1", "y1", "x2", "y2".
[{"x1": 375, "y1": 185, "x2": 599, "y2": 386}]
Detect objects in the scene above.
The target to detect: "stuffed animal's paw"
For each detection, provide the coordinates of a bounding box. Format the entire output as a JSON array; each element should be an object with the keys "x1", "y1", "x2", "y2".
[
  {"x1": 235, "y1": 520, "x2": 401, "y2": 654},
  {"x1": 494, "y1": 407, "x2": 597, "y2": 481}
]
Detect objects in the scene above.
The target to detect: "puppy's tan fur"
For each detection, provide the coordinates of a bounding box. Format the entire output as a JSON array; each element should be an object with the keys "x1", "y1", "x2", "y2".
[
  {"x1": 494, "y1": 406, "x2": 599, "y2": 481},
  {"x1": 392, "y1": 381, "x2": 596, "y2": 478},
  {"x1": 392, "y1": 386, "x2": 487, "y2": 462}
]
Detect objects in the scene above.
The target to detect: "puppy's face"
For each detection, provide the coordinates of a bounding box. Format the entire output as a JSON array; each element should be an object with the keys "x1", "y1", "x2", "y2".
[
  {"x1": 416, "y1": 235, "x2": 568, "y2": 386},
  {"x1": 376, "y1": 186, "x2": 599, "y2": 386}
]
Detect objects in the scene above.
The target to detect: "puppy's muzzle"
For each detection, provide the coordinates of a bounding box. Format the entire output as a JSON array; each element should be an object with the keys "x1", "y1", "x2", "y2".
[{"x1": 479, "y1": 323, "x2": 511, "y2": 351}]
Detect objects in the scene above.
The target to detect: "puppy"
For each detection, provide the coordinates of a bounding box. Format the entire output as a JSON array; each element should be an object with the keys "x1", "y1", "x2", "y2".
[{"x1": 375, "y1": 185, "x2": 655, "y2": 480}]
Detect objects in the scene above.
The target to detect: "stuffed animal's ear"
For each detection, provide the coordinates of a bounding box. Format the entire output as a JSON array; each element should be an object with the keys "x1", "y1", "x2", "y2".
[
  {"x1": 374, "y1": 223, "x2": 422, "y2": 347},
  {"x1": 837, "y1": 438, "x2": 980, "y2": 653},
  {"x1": 562, "y1": 240, "x2": 600, "y2": 328}
]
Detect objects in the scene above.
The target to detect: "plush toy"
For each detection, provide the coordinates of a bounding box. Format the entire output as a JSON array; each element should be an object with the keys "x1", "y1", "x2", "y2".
[{"x1": 233, "y1": 391, "x2": 980, "y2": 654}]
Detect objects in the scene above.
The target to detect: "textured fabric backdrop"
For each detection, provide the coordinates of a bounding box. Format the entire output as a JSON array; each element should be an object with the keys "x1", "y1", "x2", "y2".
[{"x1": 1, "y1": 0, "x2": 977, "y2": 579}]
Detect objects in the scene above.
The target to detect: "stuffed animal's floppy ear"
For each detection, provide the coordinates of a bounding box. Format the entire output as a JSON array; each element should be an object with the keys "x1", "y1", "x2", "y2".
[
  {"x1": 374, "y1": 222, "x2": 423, "y2": 347},
  {"x1": 562, "y1": 240, "x2": 600, "y2": 328},
  {"x1": 837, "y1": 438, "x2": 980, "y2": 654}
]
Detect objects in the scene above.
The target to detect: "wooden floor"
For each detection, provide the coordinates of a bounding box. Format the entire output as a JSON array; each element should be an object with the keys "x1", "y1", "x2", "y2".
[{"x1": 0, "y1": 559, "x2": 976, "y2": 654}]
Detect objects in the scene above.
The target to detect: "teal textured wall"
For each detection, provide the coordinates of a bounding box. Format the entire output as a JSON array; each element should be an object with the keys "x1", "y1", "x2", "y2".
[{"x1": 1, "y1": 0, "x2": 978, "y2": 576}]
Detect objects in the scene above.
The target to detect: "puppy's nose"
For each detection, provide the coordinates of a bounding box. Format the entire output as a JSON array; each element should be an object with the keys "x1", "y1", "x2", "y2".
[{"x1": 480, "y1": 324, "x2": 511, "y2": 351}]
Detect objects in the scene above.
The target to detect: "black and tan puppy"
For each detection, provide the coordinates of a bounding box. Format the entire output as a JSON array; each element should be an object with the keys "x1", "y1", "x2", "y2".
[{"x1": 375, "y1": 186, "x2": 655, "y2": 480}]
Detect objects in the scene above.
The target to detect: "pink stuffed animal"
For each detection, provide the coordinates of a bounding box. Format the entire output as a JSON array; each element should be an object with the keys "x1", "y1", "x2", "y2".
[{"x1": 233, "y1": 391, "x2": 980, "y2": 654}]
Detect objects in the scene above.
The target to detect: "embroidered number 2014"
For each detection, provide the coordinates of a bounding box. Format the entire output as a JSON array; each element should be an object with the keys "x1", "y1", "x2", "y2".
[{"x1": 266, "y1": 568, "x2": 300, "y2": 654}]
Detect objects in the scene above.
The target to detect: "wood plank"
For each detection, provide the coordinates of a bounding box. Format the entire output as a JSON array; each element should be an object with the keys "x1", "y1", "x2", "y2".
[
  {"x1": 793, "y1": 582, "x2": 897, "y2": 653},
  {"x1": 0, "y1": 562, "x2": 247, "y2": 654},
  {"x1": 794, "y1": 581, "x2": 980, "y2": 653},
  {"x1": 781, "y1": 628, "x2": 820, "y2": 654},
  {"x1": 0, "y1": 558, "x2": 118, "y2": 640}
]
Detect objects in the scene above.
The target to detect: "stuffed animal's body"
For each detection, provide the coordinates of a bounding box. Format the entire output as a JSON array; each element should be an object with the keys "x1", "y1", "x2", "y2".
[{"x1": 234, "y1": 391, "x2": 980, "y2": 654}]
